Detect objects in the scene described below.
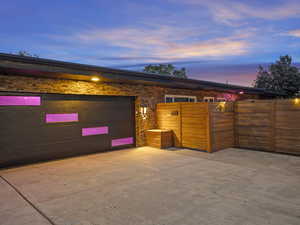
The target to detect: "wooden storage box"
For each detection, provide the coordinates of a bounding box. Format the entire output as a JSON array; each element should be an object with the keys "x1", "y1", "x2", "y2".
[{"x1": 145, "y1": 129, "x2": 173, "y2": 149}]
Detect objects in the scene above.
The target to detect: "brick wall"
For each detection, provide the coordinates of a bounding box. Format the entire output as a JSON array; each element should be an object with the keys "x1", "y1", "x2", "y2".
[{"x1": 0, "y1": 74, "x2": 257, "y2": 146}]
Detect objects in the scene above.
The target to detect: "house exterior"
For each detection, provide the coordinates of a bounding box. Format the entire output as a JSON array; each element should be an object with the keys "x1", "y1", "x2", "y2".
[{"x1": 0, "y1": 53, "x2": 282, "y2": 167}]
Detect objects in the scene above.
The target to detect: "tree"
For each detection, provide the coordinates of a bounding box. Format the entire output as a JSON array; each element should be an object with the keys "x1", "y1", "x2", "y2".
[
  {"x1": 253, "y1": 55, "x2": 300, "y2": 97},
  {"x1": 17, "y1": 51, "x2": 39, "y2": 58},
  {"x1": 143, "y1": 64, "x2": 187, "y2": 78}
]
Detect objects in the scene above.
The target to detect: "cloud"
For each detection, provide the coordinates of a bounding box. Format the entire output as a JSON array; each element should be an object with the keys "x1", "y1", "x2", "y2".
[
  {"x1": 75, "y1": 25, "x2": 194, "y2": 50},
  {"x1": 286, "y1": 29, "x2": 300, "y2": 37},
  {"x1": 161, "y1": 37, "x2": 248, "y2": 58},
  {"x1": 60, "y1": 25, "x2": 252, "y2": 64},
  {"x1": 170, "y1": 0, "x2": 300, "y2": 25}
]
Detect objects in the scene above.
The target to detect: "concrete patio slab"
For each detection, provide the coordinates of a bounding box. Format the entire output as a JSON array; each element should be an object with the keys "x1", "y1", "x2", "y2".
[
  {"x1": 0, "y1": 179, "x2": 50, "y2": 225},
  {"x1": 0, "y1": 147, "x2": 299, "y2": 225}
]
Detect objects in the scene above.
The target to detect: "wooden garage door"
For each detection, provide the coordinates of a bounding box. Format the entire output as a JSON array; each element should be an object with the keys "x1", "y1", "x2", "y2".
[{"x1": 0, "y1": 92, "x2": 135, "y2": 167}]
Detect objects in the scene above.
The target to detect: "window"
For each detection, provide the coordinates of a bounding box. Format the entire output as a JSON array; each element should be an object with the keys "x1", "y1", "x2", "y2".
[
  {"x1": 165, "y1": 97, "x2": 173, "y2": 103},
  {"x1": 216, "y1": 98, "x2": 226, "y2": 102},
  {"x1": 165, "y1": 95, "x2": 197, "y2": 103},
  {"x1": 203, "y1": 97, "x2": 215, "y2": 102}
]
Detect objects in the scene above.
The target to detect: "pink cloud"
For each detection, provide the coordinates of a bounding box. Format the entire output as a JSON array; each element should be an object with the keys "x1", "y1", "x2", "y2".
[{"x1": 287, "y1": 29, "x2": 300, "y2": 38}]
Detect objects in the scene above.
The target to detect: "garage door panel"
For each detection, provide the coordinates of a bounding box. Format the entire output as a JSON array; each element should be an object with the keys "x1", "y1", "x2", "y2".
[
  {"x1": 79, "y1": 111, "x2": 132, "y2": 123},
  {"x1": 0, "y1": 138, "x2": 111, "y2": 167},
  {"x1": 0, "y1": 124, "x2": 83, "y2": 147},
  {"x1": 0, "y1": 93, "x2": 135, "y2": 167},
  {"x1": 77, "y1": 106, "x2": 133, "y2": 123},
  {"x1": 1, "y1": 134, "x2": 110, "y2": 153},
  {"x1": 0, "y1": 121, "x2": 131, "y2": 148},
  {"x1": 42, "y1": 103, "x2": 79, "y2": 113},
  {"x1": 110, "y1": 120, "x2": 134, "y2": 138},
  {"x1": 0, "y1": 105, "x2": 41, "y2": 111},
  {"x1": 0, "y1": 110, "x2": 43, "y2": 127},
  {"x1": 43, "y1": 102, "x2": 133, "y2": 123}
]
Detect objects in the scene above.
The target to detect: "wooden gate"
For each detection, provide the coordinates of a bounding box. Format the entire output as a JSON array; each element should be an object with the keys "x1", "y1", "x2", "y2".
[{"x1": 181, "y1": 103, "x2": 210, "y2": 151}]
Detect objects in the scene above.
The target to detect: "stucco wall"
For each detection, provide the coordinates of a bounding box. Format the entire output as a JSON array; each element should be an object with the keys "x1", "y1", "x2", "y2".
[{"x1": 0, "y1": 74, "x2": 257, "y2": 146}]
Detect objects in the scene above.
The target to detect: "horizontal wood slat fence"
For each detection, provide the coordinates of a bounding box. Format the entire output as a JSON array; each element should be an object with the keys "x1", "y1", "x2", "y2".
[
  {"x1": 235, "y1": 99, "x2": 300, "y2": 155},
  {"x1": 156, "y1": 99, "x2": 300, "y2": 155}
]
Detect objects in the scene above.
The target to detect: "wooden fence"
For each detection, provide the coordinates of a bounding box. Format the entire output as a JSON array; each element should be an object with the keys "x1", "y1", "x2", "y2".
[
  {"x1": 156, "y1": 99, "x2": 300, "y2": 155},
  {"x1": 235, "y1": 99, "x2": 300, "y2": 155},
  {"x1": 209, "y1": 103, "x2": 235, "y2": 151},
  {"x1": 156, "y1": 102, "x2": 234, "y2": 152},
  {"x1": 235, "y1": 100, "x2": 274, "y2": 151},
  {"x1": 156, "y1": 103, "x2": 182, "y2": 147},
  {"x1": 181, "y1": 103, "x2": 209, "y2": 151}
]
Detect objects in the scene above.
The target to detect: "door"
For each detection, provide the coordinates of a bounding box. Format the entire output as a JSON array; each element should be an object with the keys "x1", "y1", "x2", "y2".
[{"x1": 0, "y1": 92, "x2": 135, "y2": 167}]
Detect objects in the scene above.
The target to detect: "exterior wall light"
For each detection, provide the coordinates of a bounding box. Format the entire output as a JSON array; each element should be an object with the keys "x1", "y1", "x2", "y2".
[
  {"x1": 216, "y1": 102, "x2": 226, "y2": 112},
  {"x1": 295, "y1": 98, "x2": 300, "y2": 104},
  {"x1": 91, "y1": 77, "x2": 100, "y2": 82},
  {"x1": 140, "y1": 104, "x2": 148, "y2": 120}
]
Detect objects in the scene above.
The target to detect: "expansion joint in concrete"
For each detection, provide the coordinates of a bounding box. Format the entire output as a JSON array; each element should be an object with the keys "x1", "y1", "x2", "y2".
[{"x1": 0, "y1": 175, "x2": 56, "y2": 225}]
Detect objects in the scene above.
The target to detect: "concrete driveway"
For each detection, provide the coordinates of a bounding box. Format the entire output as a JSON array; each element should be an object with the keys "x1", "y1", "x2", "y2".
[{"x1": 0, "y1": 147, "x2": 300, "y2": 225}]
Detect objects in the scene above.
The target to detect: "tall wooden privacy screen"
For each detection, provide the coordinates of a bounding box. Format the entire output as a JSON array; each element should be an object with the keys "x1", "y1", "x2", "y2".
[
  {"x1": 156, "y1": 100, "x2": 300, "y2": 155},
  {"x1": 235, "y1": 99, "x2": 300, "y2": 155},
  {"x1": 156, "y1": 102, "x2": 234, "y2": 152},
  {"x1": 235, "y1": 100, "x2": 274, "y2": 151}
]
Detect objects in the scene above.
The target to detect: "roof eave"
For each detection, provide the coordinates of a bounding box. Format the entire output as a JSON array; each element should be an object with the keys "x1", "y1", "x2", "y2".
[{"x1": 0, "y1": 53, "x2": 285, "y2": 97}]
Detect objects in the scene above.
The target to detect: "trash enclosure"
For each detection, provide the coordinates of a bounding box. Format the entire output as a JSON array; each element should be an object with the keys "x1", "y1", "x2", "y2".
[
  {"x1": 156, "y1": 99, "x2": 300, "y2": 155},
  {"x1": 156, "y1": 102, "x2": 234, "y2": 152}
]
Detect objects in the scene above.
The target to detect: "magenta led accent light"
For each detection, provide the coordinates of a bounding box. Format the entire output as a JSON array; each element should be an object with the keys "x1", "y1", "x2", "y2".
[
  {"x1": 0, "y1": 96, "x2": 41, "y2": 106},
  {"x1": 82, "y1": 126, "x2": 109, "y2": 136},
  {"x1": 46, "y1": 113, "x2": 78, "y2": 123},
  {"x1": 112, "y1": 137, "x2": 134, "y2": 147}
]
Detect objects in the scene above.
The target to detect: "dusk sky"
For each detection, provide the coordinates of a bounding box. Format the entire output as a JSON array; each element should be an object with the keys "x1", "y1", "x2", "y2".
[{"x1": 1, "y1": 0, "x2": 300, "y2": 86}]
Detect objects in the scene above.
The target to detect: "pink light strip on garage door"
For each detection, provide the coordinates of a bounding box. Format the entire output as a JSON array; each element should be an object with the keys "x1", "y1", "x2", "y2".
[
  {"x1": 0, "y1": 96, "x2": 41, "y2": 106},
  {"x1": 46, "y1": 113, "x2": 78, "y2": 123},
  {"x1": 112, "y1": 137, "x2": 134, "y2": 147},
  {"x1": 82, "y1": 126, "x2": 109, "y2": 136}
]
